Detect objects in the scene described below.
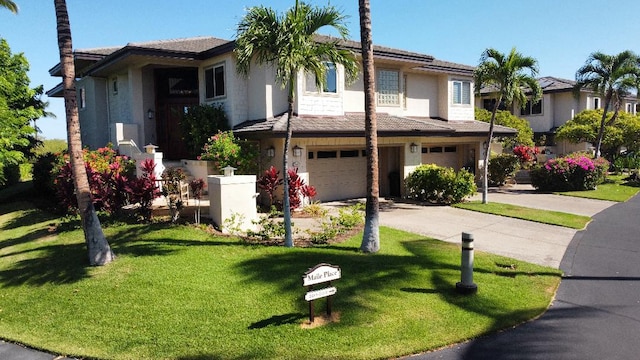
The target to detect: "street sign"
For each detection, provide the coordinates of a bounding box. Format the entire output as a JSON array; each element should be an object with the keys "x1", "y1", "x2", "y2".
[{"x1": 304, "y1": 286, "x2": 337, "y2": 301}]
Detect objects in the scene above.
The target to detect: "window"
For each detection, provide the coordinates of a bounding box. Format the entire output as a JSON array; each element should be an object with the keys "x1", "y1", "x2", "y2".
[
  {"x1": 377, "y1": 69, "x2": 400, "y2": 105},
  {"x1": 78, "y1": 87, "x2": 86, "y2": 109},
  {"x1": 626, "y1": 103, "x2": 634, "y2": 113},
  {"x1": 305, "y1": 62, "x2": 337, "y2": 93},
  {"x1": 483, "y1": 98, "x2": 507, "y2": 111},
  {"x1": 340, "y1": 150, "x2": 359, "y2": 158},
  {"x1": 593, "y1": 97, "x2": 601, "y2": 110},
  {"x1": 317, "y1": 151, "x2": 337, "y2": 159},
  {"x1": 205, "y1": 63, "x2": 225, "y2": 99},
  {"x1": 452, "y1": 80, "x2": 471, "y2": 105},
  {"x1": 403, "y1": 74, "x2": 408, "y2": 109},
  {"x1": 112, "y1": 78, "x2": 118, "y2": 94},
  {"x1": 444, "y1": 146, "x2": 457, "y2": 153},
  {"x1": 520, "y1": 98, "x2": 543, "y2": 116}
]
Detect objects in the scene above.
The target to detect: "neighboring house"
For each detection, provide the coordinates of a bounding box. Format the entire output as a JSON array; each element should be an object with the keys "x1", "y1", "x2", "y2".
[
  {"x1": 47, "y1": 36, "x2": 514, "y2": 202},
  {"x1": 477, "y1": 76, "x2": 638, "y2": 154}
]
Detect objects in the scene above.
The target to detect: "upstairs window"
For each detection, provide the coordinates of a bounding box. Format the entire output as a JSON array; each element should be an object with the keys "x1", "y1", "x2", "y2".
[
  {"x1": 521, "y1": 98, "x2": 543, "y2": 116},
  {"x1": 593, "y1": 97, "x2": 601, "y2": 110},
  {"x1": 305, "y1": 62, "x2": 337, "y2": 93},
  {"x1": 377, "y1": 69, "x2": 400, "y2": 105},
  {"x1": 452, "y1": 80, "x2": 471, "y2": 105},
  {"x1": 205, "y1": 63, "x2": 225, "y2": 99},
  {"x1": 78, "y1": 87, "x2": 86, "y2": 109}
]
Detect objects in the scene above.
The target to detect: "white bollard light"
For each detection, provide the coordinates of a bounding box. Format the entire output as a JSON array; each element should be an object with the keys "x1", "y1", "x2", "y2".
[{"x1": 456, "y1": 232, "x2": 478, "y2": 294}]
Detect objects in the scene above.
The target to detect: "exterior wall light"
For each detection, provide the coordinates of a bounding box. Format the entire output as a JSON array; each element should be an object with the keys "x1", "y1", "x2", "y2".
[
  {"x1": 410, "y1": 143, "x2": 419, "y2": 153},
  {"x1": 293, "y1": 145, "x2": 303, "y2": 157},
  {"x1": 147, "y1": 109, "x2": 155, "y2": 120},
  {"x1": 266, "y1": 146, "x2": 276, "y2": 158}
]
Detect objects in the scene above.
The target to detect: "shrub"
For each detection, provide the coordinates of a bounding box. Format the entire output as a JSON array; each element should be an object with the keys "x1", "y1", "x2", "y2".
[
  {"x1": 199, "y1": 130, "x2": 259, "y2": 175},
  {"x1": 32, "y1": 152, "x2": 59, "y2": 197},
  {"x1": 161, "y1": 167, "x2": 186, "y2": 223},
  {"x1": 531, "y1": 153, "x2": 609, "y2": 191},
  {"x1": 127, "y1": 159, "x2": 162, "y2": 222},
  {"x1": 0, "y1": 163, "x2": 20, "y2": 189},
  {"x1": 181, "y1": 104, "x2": 230, "y2": 159},
  {"x1": 512, "y1": 145, "x2": 540, "y2": 168},
  {"x1": 488, "y1": 154, "x2": 520, "y2": 186},
  {"x1": 308, "y1": 204, "x2": 364, "y2": 245},
  {"x1": 405, "y1": 164, "x2": 477, "y2": 204},
  {"x1": 257, "y1": 166, "x2": 283, "y2": 207}
]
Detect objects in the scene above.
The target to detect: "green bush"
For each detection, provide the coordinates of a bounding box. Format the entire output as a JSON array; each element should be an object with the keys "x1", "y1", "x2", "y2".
[
  {"x1": 531, "y1": 153, "x2": 609, "y2": 191},
  {"x1": 405, "y1": 164, "x2": 477, "y2": 204},
  {"x1": 32, "y1": 152, "x2": 59, "y2": 197},
  {"x1": 199, "y1": 130, "x2": 260, "y2": 175},
  {"x1": 0, "y1": 163, "x2": 20, "y2": 189},
  {"x1": 181, "y1": 104, "x2": 230, "y2": 159},
  {"x1": 488, "y1": 154, "x2": 520, "y2": 186}
]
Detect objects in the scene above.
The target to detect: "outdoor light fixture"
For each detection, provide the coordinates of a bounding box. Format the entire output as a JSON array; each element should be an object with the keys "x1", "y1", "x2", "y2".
[
  {"x1": 410, "y1": 143, "x2": 419, "y2": 153},
  {"x1": 266, "y1": 146, "x2": 275, "y2": 158},
  {"x1": 293, "y1": 145, "x2": 303, "y2": 157},
  {"x1": 147, "y1": 109, "x2": 155, "y2": 120}
]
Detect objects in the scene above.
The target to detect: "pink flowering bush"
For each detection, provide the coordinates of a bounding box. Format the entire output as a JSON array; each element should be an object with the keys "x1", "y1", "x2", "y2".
[
  {"x1": 531, "y1": 153, "x2": 608, "y2": 191},
  {"x1": 199, "y1": 130, "x2": 259, "y2": 174}
]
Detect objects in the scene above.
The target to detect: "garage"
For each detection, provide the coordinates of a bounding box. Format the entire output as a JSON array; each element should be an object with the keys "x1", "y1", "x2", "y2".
[
  {"x1": 307, "y1": 148, "x2": 367, "y2": 201},
  {"x1": 421, "y1": 145, "x2": 459, "y2": 169}
]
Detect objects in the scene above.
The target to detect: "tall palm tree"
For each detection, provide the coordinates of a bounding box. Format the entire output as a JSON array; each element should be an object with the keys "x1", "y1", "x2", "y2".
[
  {"x1": 0, "y1": 0, "x2": 18, "y2": 13},
  {"x1": 235, "y1": 0, "x2": 358, "y2": 247},
  {"x1": 54, "y1": 0, "x2": 114, "y2": 265},
  {"x1": 574, "y1": 50, "x2": 640, "y2": 158},
  {"x1": 474, "y1": 47, "x2": 541, "y2": 204},
  {"x1": 358, "y1": 0, "x2": 379, "y2": 253}
]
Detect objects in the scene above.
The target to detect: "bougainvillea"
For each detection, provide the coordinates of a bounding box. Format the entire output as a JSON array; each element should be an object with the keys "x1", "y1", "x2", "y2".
[{"x1": 531, "y1": 153, "x2": 609, "y2": 191}]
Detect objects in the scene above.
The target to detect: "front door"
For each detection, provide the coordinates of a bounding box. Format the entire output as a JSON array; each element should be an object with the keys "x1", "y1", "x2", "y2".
[{"x1": 154, "y1": 68, "x2": 199, "y2": 160}]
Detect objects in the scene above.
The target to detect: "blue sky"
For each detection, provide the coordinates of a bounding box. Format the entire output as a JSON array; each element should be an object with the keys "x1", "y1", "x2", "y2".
[{"x1": 1, "y1": 0, "x2": 639, "y2": 140}]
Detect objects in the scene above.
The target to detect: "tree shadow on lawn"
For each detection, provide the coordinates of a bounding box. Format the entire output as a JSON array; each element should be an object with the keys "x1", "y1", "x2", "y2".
[{"x1": 235, "y1": 238, "x2": 560, "y2": 331}]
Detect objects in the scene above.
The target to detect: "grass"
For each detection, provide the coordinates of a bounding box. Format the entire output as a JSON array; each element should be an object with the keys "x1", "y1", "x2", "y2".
[
  {"x1": 452, "y1": 201, "x2": 591, "y2": 229},
  {"x1": 554, "y1": 174, "x2": 640, "y2": 202},
  {"x1": 0, "y1": 201, "x2": 561, "y2": 360}
]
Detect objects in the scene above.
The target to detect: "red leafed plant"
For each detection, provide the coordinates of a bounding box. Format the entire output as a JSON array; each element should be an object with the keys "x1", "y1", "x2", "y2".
[
  {"x1": 513, "y1": 145, "x2": 540, "y2": 166},
  {"x1": 287, "y1": 168, "x2": 304, "y2": 210},
  {"x1": 257, "y1": 166, "x2": 283, "y2": 207},
  {"x1": 301, "y1": 184, "x2": 317, "y2": 204}
]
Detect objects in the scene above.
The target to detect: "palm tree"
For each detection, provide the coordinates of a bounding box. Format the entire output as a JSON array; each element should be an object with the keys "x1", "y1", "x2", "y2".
[
  {"x1": 0, "y1": 0, "x2": 18, "y2": 13},
  {"x1": 574, "y1": 51, "x2": 640, "y2": 159},
  {"x1": 54, "y1": 0, "x2": 114, "y2": 265},
  {"x1": 358, "y1": 0, "x2": 379, "y2": 253},
  {"x1": 235, "y1": 0, "x2": 358, "y2": 247},
  {"x1": 474, "y1": 47, "x2": 541, "y2": 204}
]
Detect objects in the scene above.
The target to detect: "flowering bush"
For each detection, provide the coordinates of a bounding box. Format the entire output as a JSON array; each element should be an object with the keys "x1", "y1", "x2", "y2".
[
  {"x1": 531, "y1": 153, "x2": 609, "y2": 191},
  {"x1": 199, "y1": 130, "x2": 259, "y2": 174},
  {"x1": 513, "y1": 145, "x2": 540, "y2": 167}
]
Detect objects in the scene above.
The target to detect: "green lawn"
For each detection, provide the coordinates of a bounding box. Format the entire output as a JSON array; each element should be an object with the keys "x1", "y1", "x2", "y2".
[
  {"x1": 0, "y1": 202, "x2": 561, "y2": 360},
  {"x1": 554, "y1": 174, "x2": 640, "y2": 202},
  {"x1": 453, "y1": 201, "x2": 591, "y2": 229}
]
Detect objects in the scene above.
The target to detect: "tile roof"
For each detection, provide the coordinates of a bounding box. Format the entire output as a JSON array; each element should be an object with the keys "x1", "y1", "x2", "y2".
[{"x1": 234, "y1": 113, "x2": 516, "y2": 137}]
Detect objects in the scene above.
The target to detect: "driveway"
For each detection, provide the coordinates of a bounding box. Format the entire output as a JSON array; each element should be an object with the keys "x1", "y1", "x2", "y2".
[{"x1": 326, "y1": 185, "x2": 616, "y2": 268}]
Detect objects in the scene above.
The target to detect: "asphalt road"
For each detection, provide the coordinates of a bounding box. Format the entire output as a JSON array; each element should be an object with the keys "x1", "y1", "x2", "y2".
[{"x1": 407, "y1": 193, "x2": 640, "y2": 360}]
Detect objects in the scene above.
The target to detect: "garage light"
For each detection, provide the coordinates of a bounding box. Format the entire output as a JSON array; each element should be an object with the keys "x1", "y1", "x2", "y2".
[
  {"x1": 293, "y1": 145, "x2": 303, "y2": 157},
  {"x1": 410, "y1": 143, "x2": 419, "y2": 153}
]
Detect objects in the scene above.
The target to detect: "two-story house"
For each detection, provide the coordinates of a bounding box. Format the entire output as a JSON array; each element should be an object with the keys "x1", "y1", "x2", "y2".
[
  {"x1": 477, "y1": 76, "x2": 639, "y2": 155},
  {"x1": 47, "y1": 36, "x2": 515, "y2": 202}
]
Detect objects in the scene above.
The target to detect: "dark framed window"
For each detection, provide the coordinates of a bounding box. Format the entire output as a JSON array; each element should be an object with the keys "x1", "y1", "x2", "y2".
[
  {"x1": 444, "y1": 146, "x2": 457, "y2": 153},
  {"x1": 205, "y1": 63, "x2": 225, "y2": 99},
  {"x1": 521, "y1": 98, "x2": 543, "y2": 116},
  {"x1": 317, "y1": 151, "x2": 337, "y2": 159},
  {"x1": 429, "y1": 146, "x2": 443, "y2": 153},
  {"x1": 340, "y1": 150, "x2": 359, "y2": 158}
]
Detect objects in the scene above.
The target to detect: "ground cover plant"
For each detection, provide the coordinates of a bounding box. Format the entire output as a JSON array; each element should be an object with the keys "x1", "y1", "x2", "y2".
[
  {"x1": 453, "y1": 201, "x2": 591, "y2": 229},
  {"x1": 0, "y1": 201, "x2": 561, "y2": 360}
]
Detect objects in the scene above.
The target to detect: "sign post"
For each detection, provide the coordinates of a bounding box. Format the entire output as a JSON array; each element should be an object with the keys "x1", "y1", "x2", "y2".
[{"x1": 302, "y1": 263, "x2": 341, "y2": 322}]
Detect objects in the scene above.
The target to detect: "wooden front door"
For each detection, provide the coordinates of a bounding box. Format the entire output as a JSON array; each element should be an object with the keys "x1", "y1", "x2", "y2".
[{"x1": 154, "y1": 67, "x2": 199, "y2": 160}]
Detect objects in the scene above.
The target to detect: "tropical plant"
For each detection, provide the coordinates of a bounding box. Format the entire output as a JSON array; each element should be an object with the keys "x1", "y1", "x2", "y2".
[
  {"x1": 574, "y1": 50, "x2": 640, "y2": 159},
  {"x1": 161, "y1": 167, "x2": 186, "y2": 223},
  {"x1": 474, "y1": 47, "x2": 541, "y2": 204},
  {"x1": 189, "y1": 178, "x2": 206, "y2": 225},
  {"x1": 257, "y1": 166, "x2": 283, "y2": 208},
  {"x1": 0, "y1": 0, "x2": 17, "y2": 13},
  {"x1": 358, "y1": 0, "x2": 380, "y2": 253},
  {"x1": 512, "y1": 145, "x2": 540, "y2": 167},
  {"x1": 235, "y1": 0, "x2": 358, "y2": 247},
  {"x1": 181, "y1": 104, "x2": 229, "y2": 159},
  {"x1": 405, "y1": 164, "x2": 477, "y2": 204},
  {"x1": 127, "y1": 158, "x2": 162, "y2": 222},
  {"x1": 54, "y1": 0, "x2": 114, "y2": 265}
]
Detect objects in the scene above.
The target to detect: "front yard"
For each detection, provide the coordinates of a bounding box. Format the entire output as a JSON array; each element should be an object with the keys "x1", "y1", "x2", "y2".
[{"x1": 0, "y1": 201, "x2": 561, "y2": 360}]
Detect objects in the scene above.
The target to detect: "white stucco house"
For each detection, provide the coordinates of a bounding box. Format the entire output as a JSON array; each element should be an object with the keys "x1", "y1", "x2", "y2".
[
  {"x1": 47, "y1": 35, "x2": 515, "y2": 202},
  {"x1": 477, "y1": 76, "x2": 639, "y2": 154}
]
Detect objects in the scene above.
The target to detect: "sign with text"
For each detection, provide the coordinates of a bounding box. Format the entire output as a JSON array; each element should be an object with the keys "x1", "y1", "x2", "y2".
[
  {"x1": 304, "y1": 286, "x2": 337, "y2": 301},
  {"x1": 302, "y1": 263, "x2": 341, "y2": 286}
]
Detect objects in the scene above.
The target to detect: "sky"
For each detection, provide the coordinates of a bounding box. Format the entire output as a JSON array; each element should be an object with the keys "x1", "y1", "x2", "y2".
[{"x1": 1, "y1": 0, "x2": 639, "y2": 140}]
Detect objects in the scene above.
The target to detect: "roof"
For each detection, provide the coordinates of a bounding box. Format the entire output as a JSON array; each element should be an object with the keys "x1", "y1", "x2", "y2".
[{"x1": 234, "y1": 112, "x2": 516, "y2": 138}]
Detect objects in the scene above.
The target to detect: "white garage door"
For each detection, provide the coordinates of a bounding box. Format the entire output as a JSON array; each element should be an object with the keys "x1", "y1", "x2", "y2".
[
  {"x1": 308, "y1": 149, "x2": 367, "y2": 202},
  {"x1": 422, "y1": 145, "x2": 459, "y2": 169}
]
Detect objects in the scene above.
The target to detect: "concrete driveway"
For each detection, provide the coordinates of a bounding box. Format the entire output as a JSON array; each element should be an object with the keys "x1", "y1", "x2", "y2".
[{"x1": 328, "y1": 185, "x2": 617, "y2": 268}]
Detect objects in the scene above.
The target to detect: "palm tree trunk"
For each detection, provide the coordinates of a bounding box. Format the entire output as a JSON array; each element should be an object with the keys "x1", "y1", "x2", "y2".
[
  {"x1": 594, "y1": 93, "x2": 612, "y2": 159},
  {"x1": 482, "y1": 97, "x2": 501, "y2": 204},
  {"x1": 282, "y1": 76, "x2": 294, "y2": 247},
  {"x1": 359, "y1": 0, "x2": 379, "y2": 253},
  {"x1": 55, "y1": 0, "x2": 114, "y2": 265}
]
